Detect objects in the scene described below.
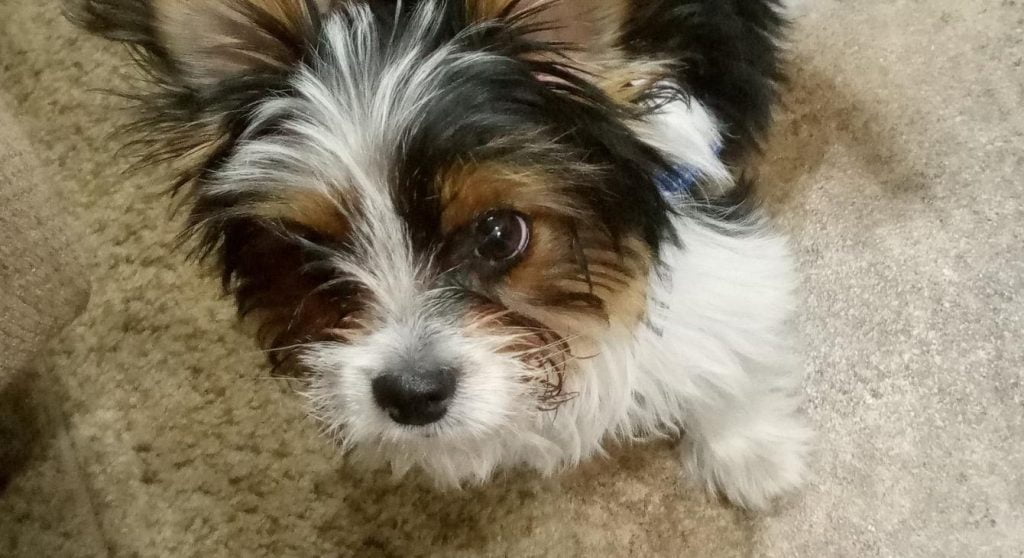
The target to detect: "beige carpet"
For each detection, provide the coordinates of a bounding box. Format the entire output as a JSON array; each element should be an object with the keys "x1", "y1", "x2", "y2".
[{"x1": 1, "y1": 0, "x2": 1022, "y2": 556}]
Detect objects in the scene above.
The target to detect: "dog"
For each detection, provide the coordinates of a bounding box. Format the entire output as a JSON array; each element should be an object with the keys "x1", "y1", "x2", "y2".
[{"x1": 69, "y1": 0, "x2": 811, "y2": 510}]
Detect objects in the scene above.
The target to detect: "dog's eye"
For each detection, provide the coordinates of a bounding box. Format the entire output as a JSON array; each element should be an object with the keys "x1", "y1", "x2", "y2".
[{"x1": 474, "y1": 210, "x2": 531, "y2": 263}]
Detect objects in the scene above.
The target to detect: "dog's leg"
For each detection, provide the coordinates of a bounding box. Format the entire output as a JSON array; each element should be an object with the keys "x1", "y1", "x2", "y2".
[
  {"x1": 678, "y1": 355, "x2": 812, "y2": 511},
  {"x1": 641, "y1": 214, "x2": 812, "y2": 509}
]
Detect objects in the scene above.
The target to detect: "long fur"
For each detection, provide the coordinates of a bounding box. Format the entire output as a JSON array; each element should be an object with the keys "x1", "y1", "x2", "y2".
[{"x1": 68, "y1": 0, "x2": 810, "y2": 510}]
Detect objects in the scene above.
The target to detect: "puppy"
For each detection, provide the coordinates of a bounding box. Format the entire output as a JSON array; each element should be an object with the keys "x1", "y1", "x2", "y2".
[{"x1": 69, "y1": 0, "x2": 811, "y2": 509}]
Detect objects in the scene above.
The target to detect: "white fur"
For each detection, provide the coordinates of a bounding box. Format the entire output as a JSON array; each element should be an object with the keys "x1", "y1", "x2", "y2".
[
  {"x1": 627, "y1": 215, "x2": 812, "y2": 509},
  {"x1": 207, "y1": 8, "x2": 497, "y2": 231},
  {"x1": 208, "y1": 2, "x2": 502, "y2": 312},
  {"x1": 302, "y1": 209, "x2": 811, "y2": 509},
  {"x1": 630, "y1": 96, "x2": 732, "y2": 194},
  {"x1": 223, "y1": 3, "x2": 811, "y2": 510}
]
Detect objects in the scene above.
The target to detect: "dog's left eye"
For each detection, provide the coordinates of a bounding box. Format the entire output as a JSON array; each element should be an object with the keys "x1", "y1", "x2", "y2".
[{"x1": 473, "y1": 210, "x2": 531, "y2": 264}]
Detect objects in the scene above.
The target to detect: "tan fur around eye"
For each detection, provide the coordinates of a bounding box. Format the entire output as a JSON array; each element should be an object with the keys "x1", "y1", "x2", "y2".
[
  {"x1": 244, "y1": 189, "x2": 351, "y2": 239},
  {"x1": 591, "y1": 58, "x2": 676, "y2": 105},
  {"x1": 502, "y1": 218, "x2": 651, "y2": 334},
  {"x1": 440, "y1": 163, "x2": 585, "y2": 233},
  {"x1": 441, "y1": 161, "x2": 651, "y2": 334}
]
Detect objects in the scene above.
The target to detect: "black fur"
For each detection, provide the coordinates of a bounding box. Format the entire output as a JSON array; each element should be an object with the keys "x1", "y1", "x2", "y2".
[
  {"x1": 67, "y1": 0, "x2": 788, "y2": 359},
  {"x1": 622, "y1": 0, "x2": 788, "y2": 162},
  {"x1": 394, "y1": 4, "x2": 677, "y2": 246},
  {"x1": 353, "y1": 2, "x2": 678, "y2": 317}
]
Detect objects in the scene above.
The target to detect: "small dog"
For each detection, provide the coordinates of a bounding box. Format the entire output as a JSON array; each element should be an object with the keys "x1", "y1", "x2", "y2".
[{"x1": 70, "y1": 0, "x2": 811, "y2": 509}]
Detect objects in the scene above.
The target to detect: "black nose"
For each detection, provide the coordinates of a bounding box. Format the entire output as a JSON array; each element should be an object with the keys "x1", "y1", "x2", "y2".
[{"x1": 371, "y1": 367, "x2": 458, "y2": 426}]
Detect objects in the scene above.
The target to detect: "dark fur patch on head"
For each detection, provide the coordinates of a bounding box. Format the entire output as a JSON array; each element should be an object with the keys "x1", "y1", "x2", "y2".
[
  {"x1": 400, "y1": 4, "x2": 677, "y2": 243},
  {"x1": 465, "y1": 0, "x2": 629, "y2": 58},
  {"x1": 67, "y1": 0, "x2": 346, "y2": 367},
  {"x1": 222, "y1": 219, "x2": 367, "y2": 372},
  {"x1": 370, "y1": 4, "x2": 676, "y2": 326}
]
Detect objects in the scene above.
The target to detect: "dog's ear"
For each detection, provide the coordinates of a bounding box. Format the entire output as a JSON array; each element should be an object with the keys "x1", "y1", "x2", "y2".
[
  {"x1": 66, "y1": 0, "x2": 329, "y2": 190},
  {"x1": 69, "y1": 0, "x2": 325, "y2": 86},
  {"x1": 467, "y1": 0, "x2": 627, "y2": 59},
  {"x1": 153, "y1": 0, "x2": 327, "y2": 86},
  {"x1": 468, "y1": 1, "x2": 666, "y2": 106}
]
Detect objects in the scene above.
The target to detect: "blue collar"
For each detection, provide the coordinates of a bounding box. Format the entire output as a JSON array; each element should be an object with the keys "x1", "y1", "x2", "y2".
[
  {"x1": 654, "y1": 145, "x2": 724, "y2": 197},
  {"x1": 655, "y1": 163, "x2": 703, "y2": 196}
]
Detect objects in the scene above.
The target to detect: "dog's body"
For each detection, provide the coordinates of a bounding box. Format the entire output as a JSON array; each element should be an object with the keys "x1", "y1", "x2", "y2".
[{"x1": 71, "y1": 0, "x2": 810, "y2": 510}]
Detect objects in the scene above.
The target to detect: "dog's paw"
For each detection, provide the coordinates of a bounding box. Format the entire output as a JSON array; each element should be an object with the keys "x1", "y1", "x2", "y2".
[{"x1": 681, "y1": 417, "x2": 812, "y2": 511}]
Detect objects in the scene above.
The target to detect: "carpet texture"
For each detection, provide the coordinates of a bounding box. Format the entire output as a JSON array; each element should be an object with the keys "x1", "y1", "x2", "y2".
[
  {"x1": 0, "y1": 93, "x2": 90, "y2": 386},
  {"x1": 1, "y1": 1, "x2": 1022, "y2": 556}
]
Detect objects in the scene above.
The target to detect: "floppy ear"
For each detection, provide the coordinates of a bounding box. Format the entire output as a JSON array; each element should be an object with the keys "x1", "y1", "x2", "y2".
[{"x1": 468, "y1": 0, "x2": 627, "y2": 60}]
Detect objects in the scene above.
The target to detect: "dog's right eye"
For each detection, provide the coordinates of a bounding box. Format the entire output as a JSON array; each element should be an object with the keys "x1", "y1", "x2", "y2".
[{"x1": 473, "y1": 210, "x2": 531, "y2": 264}]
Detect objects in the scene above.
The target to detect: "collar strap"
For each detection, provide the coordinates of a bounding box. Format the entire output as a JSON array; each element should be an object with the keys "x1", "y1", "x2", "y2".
[
  {"x1": 654, "y1": 144, "x2": 725, "y2": 197},
  {"x1": 655, "y1": 163, "x2": 703, "y2": 196}
]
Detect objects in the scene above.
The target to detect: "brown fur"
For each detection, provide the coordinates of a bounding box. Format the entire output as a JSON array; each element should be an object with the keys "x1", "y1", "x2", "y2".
[
  {"x1": 441, "y1": 161, "x2": 651, "y2": 346},
  {"x1": 440, "y1": 162, "x2": 586, "y2": 233},
  {"x1": 244, "y1": 190, "x2": 352, "y2": 240},
  {"x1": 465, "y1": 0, "x2": 671, "y2": 109},
  {"x1": 227, "y1": 220, "x2": 367, "y2": 373},
  {"x1": 499, "y1": 223, "x2": 651, "y2": 338},
  {"x1": 466, "y1": 0, "x2": 628, "y2": 58},
  {"x1": 591, "y1": 58, "x2": 675, "y2": 105},
  {"x1": 152, "y1": 0, "x2": 322, "y2": 84}
]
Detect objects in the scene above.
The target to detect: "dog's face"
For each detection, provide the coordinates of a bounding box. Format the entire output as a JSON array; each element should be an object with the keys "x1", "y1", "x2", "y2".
[{"x1": 76, "y1": 0, "x2": 681, "y2": 481}]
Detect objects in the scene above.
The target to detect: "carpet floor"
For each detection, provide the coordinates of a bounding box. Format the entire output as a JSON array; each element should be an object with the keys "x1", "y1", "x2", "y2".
[{"x1": 1, "y1": 0, "x2": 1022, "y2": 556}]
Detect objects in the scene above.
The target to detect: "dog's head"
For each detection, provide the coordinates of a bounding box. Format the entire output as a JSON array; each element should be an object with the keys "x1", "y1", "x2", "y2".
[{"x1": 73, "y1": 0, "x2": 689, "y2": 482}]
